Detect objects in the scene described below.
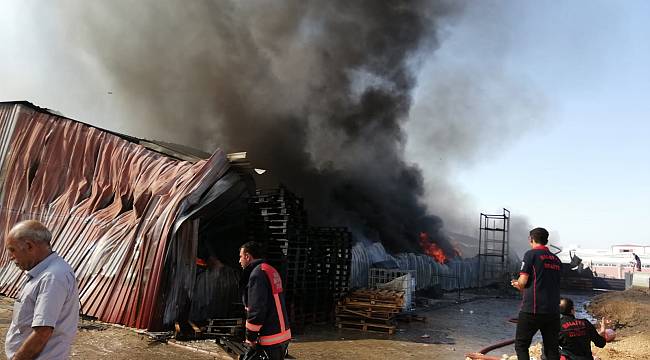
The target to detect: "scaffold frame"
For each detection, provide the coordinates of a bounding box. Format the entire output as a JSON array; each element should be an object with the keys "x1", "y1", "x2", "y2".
[{"x1": 478, "y1": 208, "x2": 510, "y2": 285}]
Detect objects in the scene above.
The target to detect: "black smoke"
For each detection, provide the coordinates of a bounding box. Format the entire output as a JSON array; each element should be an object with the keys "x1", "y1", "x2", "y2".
[{"x1": 51, "y1": 1, "x2": 464, "y2": 254}]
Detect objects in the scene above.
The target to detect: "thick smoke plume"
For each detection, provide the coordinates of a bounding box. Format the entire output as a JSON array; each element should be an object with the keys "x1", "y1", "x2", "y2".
[
  {"x1": 45, "y1": 0, "x2": 460, "y2": 254},
  {"x1": 1, "y1": 1, "x2": 544, "y2": 256}
]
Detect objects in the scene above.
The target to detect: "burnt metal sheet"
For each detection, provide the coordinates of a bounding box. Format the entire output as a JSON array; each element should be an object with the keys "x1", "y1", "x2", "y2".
[{"x1": 0, "y1": 102, "x2": 231, "y2": 330}]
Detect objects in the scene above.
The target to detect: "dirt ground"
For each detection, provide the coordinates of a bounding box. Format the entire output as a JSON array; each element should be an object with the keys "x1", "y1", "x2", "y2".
[
  {"x1": 477, "y1": 288, "x2": 650, "y2": 360},
  {"x1": 0, "y1": 297, "x2": 216, "y2": 360},
  {"x1": 0, "y1": 294, "x2": 522, "y2": 360},
  {"x1": 586, "y1": 288, "x2": 650, "y2": 360},
  {"x1": 0, "y1": 288, "x2": 646, "y2": 359},
  {"x1": 290, "y1": 295, "x2": 523, "y2": 360}
]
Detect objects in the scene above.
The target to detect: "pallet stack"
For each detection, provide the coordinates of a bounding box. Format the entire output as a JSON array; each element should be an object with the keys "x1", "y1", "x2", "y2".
[
  {"x1": 302, "y1": 227, "x2": 352, "y2": 322},
  {"x1": 335, "y1": 289, "x2": 405, "y2": 335},
  {"x1": 316, "y1": 227, "x2": 352, "y2": 301},
  {"x1": 247, "y1": 186, "x2": 310, "y2": 331},
  {"x1": 247, "y1": 186, "x2": 308, "y2": 297},
  {"x1": 247, "y1": 187, "x2": 353, "y2": 332}
]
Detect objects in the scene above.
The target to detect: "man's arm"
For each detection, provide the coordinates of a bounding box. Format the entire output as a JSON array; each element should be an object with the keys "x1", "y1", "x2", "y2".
[
  {"x1": 245, "y1": 271, "x2": 269, "y2": 345},
  {"x1": 589, "y1": 319, "x2": 606, "y2": 348},
  {"x1": 511, "y1": 273, "x2": 529, "y2": 291},
  {"x1": 512, "y1": 251, "x2": 533, "y2": 291},
  {"x1": 11, "y1": 326, "x2": 53, "y2": 360},
  {"x1": 557, "y1": 326, "x2": 568, "y2": 347}
]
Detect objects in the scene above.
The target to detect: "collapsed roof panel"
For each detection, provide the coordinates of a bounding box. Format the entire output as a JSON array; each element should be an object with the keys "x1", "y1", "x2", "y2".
[{"x1": 0, "y1": 101, "x2": 237, "y2": 330}]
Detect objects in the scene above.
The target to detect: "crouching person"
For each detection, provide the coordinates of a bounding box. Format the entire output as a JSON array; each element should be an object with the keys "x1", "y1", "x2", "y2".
[{"x1": 558, "y1": 297, "x2": 606, "y2": 360}]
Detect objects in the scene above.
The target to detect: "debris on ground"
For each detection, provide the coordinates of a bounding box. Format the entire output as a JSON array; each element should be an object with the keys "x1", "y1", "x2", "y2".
[{"x1": 335, "y1": 289, "x2": 404, "y2": 335}]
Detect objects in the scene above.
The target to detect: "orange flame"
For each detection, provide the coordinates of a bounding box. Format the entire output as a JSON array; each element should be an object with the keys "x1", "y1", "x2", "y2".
[{"x1": 419, "y1": 232, "x2": 448, "y2": 264}]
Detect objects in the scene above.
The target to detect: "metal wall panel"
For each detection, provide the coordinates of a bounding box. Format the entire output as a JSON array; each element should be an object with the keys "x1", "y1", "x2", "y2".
[
  {"x1": 0, "y1": 103, "x2": 231, "y2": 330},
  {"x1": 350, "y1": 242, "x2": 481, "y2": 291}
]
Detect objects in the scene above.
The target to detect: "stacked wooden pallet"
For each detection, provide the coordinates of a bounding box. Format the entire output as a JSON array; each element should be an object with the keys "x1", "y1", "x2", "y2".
[
  {"x1": 247, "y1": 186, "x2": 309, "y2": 330},
  {"x1": 335, "y1": 289, "x2": 404, "y2": 334},
  {"x1": 247, "y1": 187, "x2": 353, "y2": 333},
  {"x1": 204, "y1": 318, "x2": 244, "y2": 338},
  {"x1": 310, "y1": 227, "x2": 352, "y2": 301},
  {"x1": 248, "y1": 186, "x2": 308, "y2": 266},
  {"x1": 298, "y1": 227, "x2": 353, "y2": 325}
]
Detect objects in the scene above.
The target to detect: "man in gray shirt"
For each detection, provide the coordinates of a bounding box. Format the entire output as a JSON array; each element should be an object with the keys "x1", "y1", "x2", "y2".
[{"x1": 4, "y1": 220, "x2": 79, "y2": 360}]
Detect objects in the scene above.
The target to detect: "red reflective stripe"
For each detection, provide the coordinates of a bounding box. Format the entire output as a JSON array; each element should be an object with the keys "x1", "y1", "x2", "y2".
[
  {"x1": 532, "y1": 265, "x2": 537, "y2": 314},
  {"x1": 256, "y1": 263, "x2": 288, "y2": 339},
  {"x1": 246, "y1": 321, "x2": 262, "y2": 332},
  {"x1": 261, "y1": 263, "x2": 283, "y2": 294},
  {"x1": 274, "y1": 293, "x2": 285, "y2": 332},
  {"x1": 258, "y1": 329, "x2": 291, "y2": 346}
]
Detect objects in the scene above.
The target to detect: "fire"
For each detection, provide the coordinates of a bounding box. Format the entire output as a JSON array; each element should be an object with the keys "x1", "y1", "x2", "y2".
[{"x1": 419, "y1": 232, "x2": 448, "y2": 264}]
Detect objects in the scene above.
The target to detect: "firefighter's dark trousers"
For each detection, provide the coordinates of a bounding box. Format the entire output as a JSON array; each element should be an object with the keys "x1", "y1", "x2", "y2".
[
  {"x1": 260, "y1": 342, "x2": 289, "y2": 360},
  {"x1": 515, "y1": 311, "x2": 560, "y2": 360}
]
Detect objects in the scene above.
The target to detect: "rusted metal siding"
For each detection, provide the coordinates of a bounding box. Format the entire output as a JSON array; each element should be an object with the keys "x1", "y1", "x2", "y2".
[{"x1": 0, "y1": 102, "x2": 230, "y2": 330}]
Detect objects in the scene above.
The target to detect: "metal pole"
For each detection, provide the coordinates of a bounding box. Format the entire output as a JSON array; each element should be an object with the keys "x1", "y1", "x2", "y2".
[
  {"x1": 478, "y1": 213, "x2": 483, "y2": 287},
  {"x1": 457, "y1": 261, "x2": 461, "y2": 300}
]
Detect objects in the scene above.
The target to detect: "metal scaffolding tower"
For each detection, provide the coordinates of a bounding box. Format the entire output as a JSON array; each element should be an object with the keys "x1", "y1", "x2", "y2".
[{"x1": 478, "y1": 208, "x2": 510, "y2": 285}]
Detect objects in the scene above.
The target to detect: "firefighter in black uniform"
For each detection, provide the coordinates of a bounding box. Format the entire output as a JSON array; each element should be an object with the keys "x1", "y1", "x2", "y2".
[
  {"x1": 239, "y1": 241, "x2": 291, "y2": 360},
  {"x1": 557, "y1": 297, "x2": 606, "y2": 360},
  {"x1": 511, "y1": 227, "x2": 562, "y2": 360}
]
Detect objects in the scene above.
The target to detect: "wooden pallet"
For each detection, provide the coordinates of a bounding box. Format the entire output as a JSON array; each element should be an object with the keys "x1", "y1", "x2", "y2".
[
  {"x1": 336, "y1": 314, "x2": 395, "y2": 325},
  {"x1": 205, "y1": 318, "x2": 244, "y2": 337},
  {"x1": 340, "y1": 300, "x2": 403, "y2": 311},
  {"x1": 335, "y1": 306, "x2": 397, "y2": 320},
  {"x1": 205, "y1": 326, "x2": 242, "y2": 337},
  {"x1": 351, "y1": 289, "x2": 405, "y2": 300},
  {"x1": 336, "y1": 320, "x2": 396, "y2": 334}
]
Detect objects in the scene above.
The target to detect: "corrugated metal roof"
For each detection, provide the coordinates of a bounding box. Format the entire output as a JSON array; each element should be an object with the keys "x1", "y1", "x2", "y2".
[
  {"x1": 0, "y1": 102, "x2": 239, "y2": 330},
  {"x1": 0, "y1": 101, "x2": 211, "y2": 163}
]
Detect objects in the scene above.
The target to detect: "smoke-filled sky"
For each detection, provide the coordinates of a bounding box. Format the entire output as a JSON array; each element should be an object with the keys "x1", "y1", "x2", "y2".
[{"x1": 1, "y1": 1, "x2": 648, "y2": 255}]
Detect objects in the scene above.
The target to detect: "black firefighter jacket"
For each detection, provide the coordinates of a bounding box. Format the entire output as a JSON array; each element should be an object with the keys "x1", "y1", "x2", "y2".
[
  {"x1": 559, "y1": 314, "x2": 606, "y2": 360},
  {"x1": 241, "y1": 259, "x2": 291, "y2": 346}
]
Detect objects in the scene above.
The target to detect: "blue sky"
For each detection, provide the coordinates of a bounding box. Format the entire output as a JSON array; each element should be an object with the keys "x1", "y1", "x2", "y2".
[{"x1": 408, "y1": 1, "x2": 650, "y2": 250}]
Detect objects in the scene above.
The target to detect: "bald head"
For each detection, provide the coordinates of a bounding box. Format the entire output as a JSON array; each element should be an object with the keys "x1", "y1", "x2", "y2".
[
  {"x1": 8, "y1": 220, "x2": 52, "y2": 246},
  {"x1": 5, "y1": 220, "x2": 53, "y2": 271}
]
